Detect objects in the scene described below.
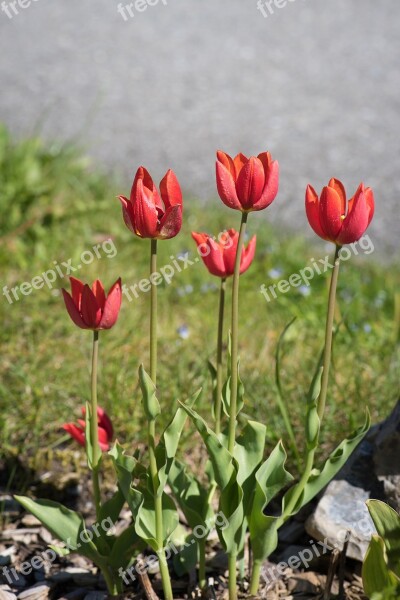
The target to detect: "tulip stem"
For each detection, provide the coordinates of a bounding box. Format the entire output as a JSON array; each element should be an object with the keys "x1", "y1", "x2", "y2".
[
  {"x1": 318, "y1": 244, "x2": 341, "y2": 421},
  {"x1": 228, "y1": 551, "x2": 238, "y2": 600},
  {"x1": 215, "y1": 277, "x2": 226, "y2": 436},
  {"x1": 228, "y1": 212, "x2": 248, "y2": 455},
  {"x1": 148, "y1": 238, "x2": 173, "y2": 600},
  {"x1": 91, "y1": 329, "x2": 101, "y2": 519},
  {"x1": 249, "y1": 245, "x2": 342, "y2": 595},
  {"x1": 150, "y1": 239, "x2": 158, "y2": 383}
]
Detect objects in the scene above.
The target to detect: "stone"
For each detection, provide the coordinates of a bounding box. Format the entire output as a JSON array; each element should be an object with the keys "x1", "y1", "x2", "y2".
[
  {"x1": 305, "y1": 480, "x2": 375, "y2": 561},
  {"x1": 305, "y1": 400, "x2": 400, "y2": 562}
]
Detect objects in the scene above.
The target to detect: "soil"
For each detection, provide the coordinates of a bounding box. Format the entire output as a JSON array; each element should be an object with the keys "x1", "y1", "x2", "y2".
[{"x1": 0, "y1": 455, "x2": 368, "y2": 600}]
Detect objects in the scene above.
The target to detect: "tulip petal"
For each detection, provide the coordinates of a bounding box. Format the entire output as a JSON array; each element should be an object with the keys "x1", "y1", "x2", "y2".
[
  {"x1": 319, "y1": 186, "x2": 344, "y2": 241},
  {"x1": 132, "y1": 180, "x2": 159, "y2": 238},
  {"x1": 62, "y1": 423, "x2": 85, "y2": 447},
  {"x1": 253, "y1": 157, "x2": 279, "y2": 210},
  {"x1": 216, "y1": 151, "x2": 236, "y2": 179},
  {"x1": 97, "y1": 407, "x2": 114, "y2": 440},
  {"x1": 305, "y1": 185, "x2": 328, "y2": 240},
  {"x1": 216, "y1": 159, "x2": 242, "y2": 210},
  {"x1": 99, "y1": 278, "x2": 122, "y2": 330},
  {"x1": 70, "y1": 277, "x2": 84, "y2": 309},
  {"x1": 62, "y1": 288, "x2": 88, "y2": 329},
  {"x1": 119, "y1": 195, "x2": 136, "y2": 234},
  {"x1": 239, "y1": 235, "x2": 257, "y2": 274},
  {"x1": 328, "y1": 178, "x2": 346, "y2": 215},
  {"x1": 236, "y1": 156, "x2": 265, "y2": 209},
  {"x1": 365, "y1": 187, "x2": 375, "y2": 225},
  {"x1": 336, "y1": 184, "x2": 370, "y2": 244},
  {"x1": 192, "y1": 231, "x2": 226, "y2": 277},
  {"x1": 160, "y1": 169, "x2": 183, "y2": 209},
  {"x1": 233, "y1": 153, "x2": 249, "y2": 178},
  {"x1": 81, "y1": 285, "x2": 102, "y2": 329},
  {"x1": 131, "y1": 166, "x2": 162, "y2": 211},
  {"x1": 158, "y1": 204, "x2": 182, "y2": 239},
  {"x1": 92, "y1": 280, "x2": 106, "y2": 310},
  {"x1": 221, "y1": 230, "x2": 239, "y2": 276},
  {"x1": 98, "y1": 427, "x2": 110, "y2": 451}
]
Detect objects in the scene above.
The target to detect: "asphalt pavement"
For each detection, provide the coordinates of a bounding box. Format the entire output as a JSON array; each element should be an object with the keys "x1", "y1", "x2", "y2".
[{"x1": 0, "y1": 0, "x2": 399, "y2": 255}]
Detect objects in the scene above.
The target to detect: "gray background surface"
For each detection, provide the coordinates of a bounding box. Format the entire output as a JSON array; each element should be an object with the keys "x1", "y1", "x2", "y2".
[{"x1": 0, "y1": 0, "x2": 399, "y2": 254}]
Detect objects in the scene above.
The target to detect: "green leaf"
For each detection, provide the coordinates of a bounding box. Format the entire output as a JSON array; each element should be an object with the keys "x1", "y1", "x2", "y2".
[
  {"x1": 367, "y1": 500, "x2": 400, "y2": 576},
  {"x1": 108, "y1": 524, "x2": 142, "y2": 569},
  {"x1": 179, "y1": 402, "x2": 243, "y2": 553},
  {"x1": 98, "y1": 488, "x2": 125, "y2": 526},
  {"x1": 132, "y1": 486, "x2": 178, "y2": 552},
  {"x1": 247, "y1": 441, "x2": 294, "y2": 562},
  {"x1": 139, "y1": 365, "x2": 160, "y2": 421},
  {"x1": 168, "y1": 460, "x2": 213, "y2": 530},
  {"x1": 363, "y1": 534, "x2": 400, "y2": 597},
  {"x1": 284, "y1": 409, "x2": 371, "y2": 517},
  {"x1": 14, "y1": 496, "x2": 103, "y2": 562}
]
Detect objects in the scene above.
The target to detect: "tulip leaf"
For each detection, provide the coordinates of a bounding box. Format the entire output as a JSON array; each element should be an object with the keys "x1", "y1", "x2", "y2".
[
  {"x1": 366, "y1": 500, "x2": 400, "y2": 575},
  {"x1": 132, "y1": 486, "x2": 179, "y2": 552},
  {"x1": 179, "y1": 402, "x2": 244, "y2": 553},
  {"x1": 154, "y1": 389, "x2": 201, "y2": 496},
  {"x1": 247, "y1": 441, "x2": 294, "y2": 562},
  {"x1": 169, "y1": 459, "x2": 213, "y2": 529},
  {"x1": 14, "y1": 496, "x2": 103, "y2": 562},
  {"x1": 286, "y1": 408, "x2": 370, "y2": 516},
  {"x1": 108, "y1": 523, "x2": 142, "y2": 569},
  {"x1": 362, "y1": 534, "x2": 400, "y2": 598},
  {"x1": 139, "y1": 365, "x2": 160, "y2": 422},
  {"x1": 98, "y1": 487, "x2": 126, "y2": 525}
]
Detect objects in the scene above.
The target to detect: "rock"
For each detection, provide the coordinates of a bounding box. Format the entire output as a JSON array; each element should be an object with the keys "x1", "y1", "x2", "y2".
[
  {"x1": 17, "y1": 583, "x2": 52, "y2": 600},
  {"x1": 0, "y1": 585, "x2": 18, "y2": 600},
  {"x1": 305, "y1": 400, "x2": 400, "y2": 562},
  {"x1": 305, "y1": 480, "x2": 375, "y2": 561}
]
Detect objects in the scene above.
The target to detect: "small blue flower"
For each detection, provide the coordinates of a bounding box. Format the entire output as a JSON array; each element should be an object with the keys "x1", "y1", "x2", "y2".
[{"x1": 177, "y1": 325, "x2": 190, "y2": 340}]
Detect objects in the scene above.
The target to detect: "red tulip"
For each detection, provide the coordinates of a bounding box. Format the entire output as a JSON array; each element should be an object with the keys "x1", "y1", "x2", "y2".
[
  {"x1": 306, "y1": 179, "x2": 374, "y2": 245},
  {"x1": 62, "y1": 407, "x2": 113, "y2": 452},
  {"x1": 119, "y1": 166, "x2": 183, "y2": 239},
  {"x1": 216, "y1": 150, "x2": 279, "y2": 212},
  {"x1": 62, "y1": 277, "x2": 122, "y2": 330},
  {"x1": 192, "y1": 229, "x2": 256, "y2": 278}
]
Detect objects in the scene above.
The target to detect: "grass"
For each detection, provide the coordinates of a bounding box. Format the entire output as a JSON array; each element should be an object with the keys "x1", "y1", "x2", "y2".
[{"x1": 0, "y1": 124, "x2": 399, "y2": 488}]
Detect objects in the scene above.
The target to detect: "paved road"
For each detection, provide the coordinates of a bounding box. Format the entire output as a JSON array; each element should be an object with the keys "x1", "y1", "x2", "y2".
[{"x1": 0, "y1": 0, "x2": 399, "y2": 255}]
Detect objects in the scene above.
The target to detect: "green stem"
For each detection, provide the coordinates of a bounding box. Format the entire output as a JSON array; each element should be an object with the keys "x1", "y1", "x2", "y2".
[
  {"x1": 150, "y1": 239, "x2": 158, "y2": 383},
  {"x1": 91, "y1": 330, "x2": 101, "y2": 519},
  {"x1": 250, "y1": 246, "x2": 342, "y2": 594},
  {"x1": 249, "y1": 560, "x2": 262, "y2": 596},
  {"x1": 228, "y1": 213, "x2": 248, "y2": 455},
  {"x1": 215, "y1": 277, "x2": 226, "y2": 436},
  {"x1": 228, "y1": 551, "x2": 238, "y2": 600},
  {"x1": 148, "y1": 238, "x2": 173, "y2": 600},
  {"x1": 198, "y1": 537, "x2": 207, "y2": 589},
  {"x1": 318, "y1": 244, "x2": 341, "y2": 420}
]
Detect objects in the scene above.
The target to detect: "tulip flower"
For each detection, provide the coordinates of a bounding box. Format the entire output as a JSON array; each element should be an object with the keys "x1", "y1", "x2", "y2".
[
  {"x1": 192, "y1": 229, "x2": 256, "y2": 278},
  {"x1": 62, "y1": 277, "x2": 122, "y2": 330},
  {"x1": 63, "y1": 407, "x2": 113, "y2": 451},
  {"x1": 119, "y1": 166, "x2": 183, "y2": 239},
  {"x1": 216, "y1": 150, "x2": 279, "y2": 212},
  {"x1": 306, "y1": 178, "x2": 374, "y2": 245}
]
